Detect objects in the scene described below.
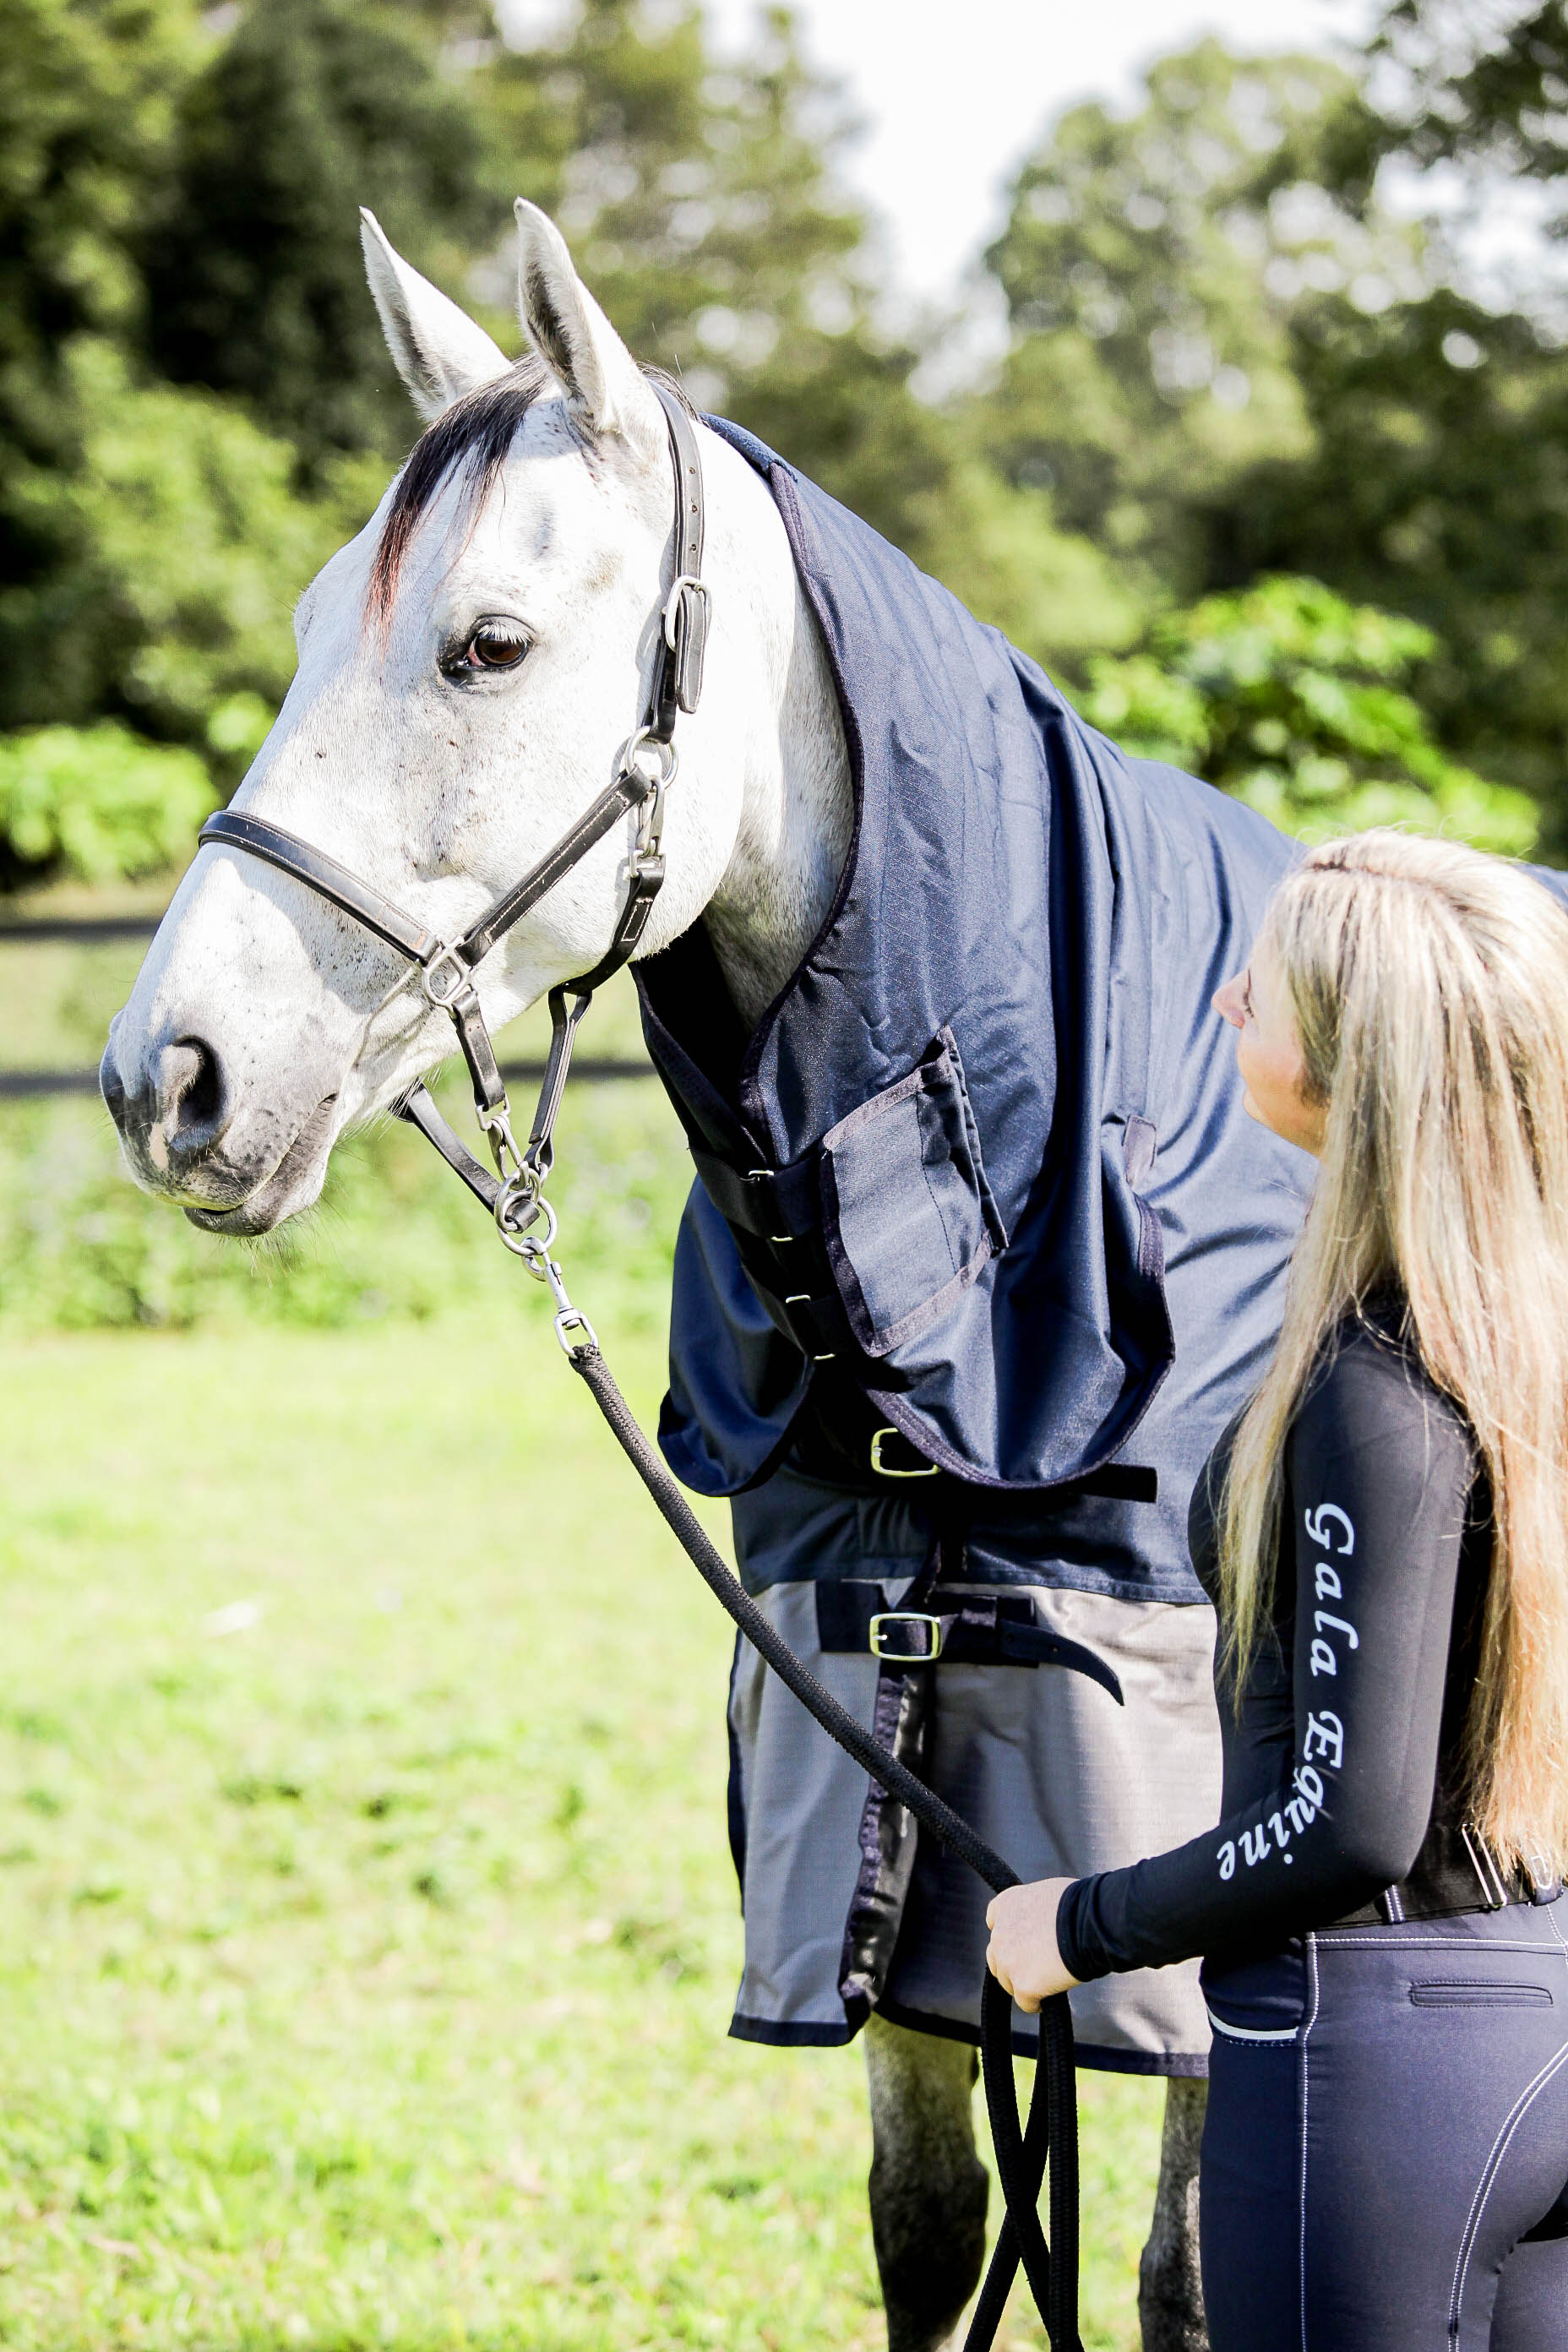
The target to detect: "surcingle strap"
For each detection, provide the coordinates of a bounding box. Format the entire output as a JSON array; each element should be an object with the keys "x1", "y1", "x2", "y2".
[
  {"x1": 834, "y1": 1542, "x2": 946, "y2": 2029},
  {"x1": 815, "y1": 1582, "x2": 1124, "y2": 1705},
  {"x1": 829, "y1": 1554, "x2": 1123, "y2": 2028}
]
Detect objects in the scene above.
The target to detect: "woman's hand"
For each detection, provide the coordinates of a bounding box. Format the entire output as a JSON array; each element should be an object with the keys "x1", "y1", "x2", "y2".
[{"x1": 985, "y1": 1878, "x2": 1082, "y2": 2012}]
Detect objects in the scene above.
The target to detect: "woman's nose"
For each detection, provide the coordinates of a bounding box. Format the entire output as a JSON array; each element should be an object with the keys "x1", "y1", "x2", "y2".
[{"x1": 1213, "y1": 972, "x2": 1245, "y2": 1029}]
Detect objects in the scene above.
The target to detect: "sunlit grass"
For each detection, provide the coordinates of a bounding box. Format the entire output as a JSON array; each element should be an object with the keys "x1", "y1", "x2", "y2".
[{"x1": 0, "y1": 1311, "x2": 1161, "y2": 2348}]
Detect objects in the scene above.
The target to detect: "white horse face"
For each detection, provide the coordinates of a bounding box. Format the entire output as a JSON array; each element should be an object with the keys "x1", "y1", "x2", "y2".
[{"x1": 101, "y1": 204, "x2": 742, "y2": 1235}]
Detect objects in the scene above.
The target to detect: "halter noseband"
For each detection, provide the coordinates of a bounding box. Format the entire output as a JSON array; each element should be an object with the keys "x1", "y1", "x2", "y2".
[{"x1": 196, "y1": 381, "x2": 710, "y2": 1254}]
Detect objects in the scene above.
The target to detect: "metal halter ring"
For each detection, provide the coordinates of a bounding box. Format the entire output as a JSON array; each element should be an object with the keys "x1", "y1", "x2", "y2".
[
  {"x1": 495, "y1": 1178, "x2": 556, "y2": 1257},
  {"x1": 421, "y1": 941, "x2": 473, "y2": 1010},
  {"x1": 621, "y1": 727, "x2": 679, "y2": 791}
]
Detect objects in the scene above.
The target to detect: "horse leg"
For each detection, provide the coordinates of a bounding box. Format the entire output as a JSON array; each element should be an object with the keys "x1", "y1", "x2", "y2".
[
  {"x1": 865, "y1": 2012, "x2": 990, "y2": 2352},
  {"x1": 1137, "y1": 2076, "x2": 1208, "y2": 2352}
]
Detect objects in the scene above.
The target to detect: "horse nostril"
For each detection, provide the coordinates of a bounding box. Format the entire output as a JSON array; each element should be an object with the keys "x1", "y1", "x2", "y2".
[{"x1": 155, "y1": 1037, "x2": 231, "y2": 1162}]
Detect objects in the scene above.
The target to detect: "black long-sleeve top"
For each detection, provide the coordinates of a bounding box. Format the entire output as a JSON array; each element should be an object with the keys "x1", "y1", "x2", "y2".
[{"x1": 1056, "y1": 1303, "x2": 1491, "y2": 1982}]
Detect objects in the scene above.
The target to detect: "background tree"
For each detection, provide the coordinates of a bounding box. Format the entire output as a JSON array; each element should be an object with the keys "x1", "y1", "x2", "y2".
[
  {"x1": 979, "y1": 24, "x2": 1568, "y2": 831},
  {"x1": 464, "y1": 0, "x2": 1131, "y2": 659},
  {"x1": 140, "y1": 0, "x2": 500, "y2": 472},
  {"x1": 5, "y1": 0, "x2": 1566, "y2": 880},
  {"x1": 1211, "y1": 3, "x2": 1568, "y2": 815},
  {"x1": 1222, "y1": 281, "x2": 1568, "y2": 811},
  {"x1": 1082, "y1": 574, "x2": 1538, "y2": 851},
  {"x1": 1371, "y1": 2, "x2": 1568, "y2": 189},
  {"x1": 978, "y1": 43, "x2": 1410, "y2": 604}
]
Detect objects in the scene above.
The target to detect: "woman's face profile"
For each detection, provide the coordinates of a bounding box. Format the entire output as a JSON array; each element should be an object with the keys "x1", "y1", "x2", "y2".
[{"x1": 1213, "y1": 938, "x2": 1327, "y2": 1157}]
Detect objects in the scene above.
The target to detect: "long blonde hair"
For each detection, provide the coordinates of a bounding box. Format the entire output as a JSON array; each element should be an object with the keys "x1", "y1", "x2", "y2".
[{"x1": 1218, "y1": 828, "x2": 1568, "y2": 1876}]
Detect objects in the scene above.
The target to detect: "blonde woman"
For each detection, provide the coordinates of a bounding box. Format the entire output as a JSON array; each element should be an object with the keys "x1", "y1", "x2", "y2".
[{"x1": 987, "y1": 830, "x2": 1568, "y2": 2349}]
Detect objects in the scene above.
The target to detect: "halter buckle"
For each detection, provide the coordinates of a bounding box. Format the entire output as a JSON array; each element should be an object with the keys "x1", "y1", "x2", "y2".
[
  {"x1": 662, "y1": 573, "x2": 710, "y2": 648},
  {"x1": 662, "y1": 575, "x2": 710, "y2": 714},
  {"x1": 421, "y1": 941, "x2": 473, "y2": 1010}
]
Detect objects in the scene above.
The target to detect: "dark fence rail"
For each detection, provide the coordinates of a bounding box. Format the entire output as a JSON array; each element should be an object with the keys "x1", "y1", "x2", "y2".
[
  {"x1": 0, "y1": 912, "x2": 656, "y2": 1097},
  {"x1": 0, "y1": 1059, "x2": 653, "y2": 1102},
  {"x1": 0, "y1": 914, "x2": 166, "y2": 945}
]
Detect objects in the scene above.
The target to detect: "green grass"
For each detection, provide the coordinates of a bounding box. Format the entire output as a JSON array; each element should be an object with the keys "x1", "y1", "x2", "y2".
[{"x1": 0, "y1": 1305, "x2": 1165, "y2": 2349}]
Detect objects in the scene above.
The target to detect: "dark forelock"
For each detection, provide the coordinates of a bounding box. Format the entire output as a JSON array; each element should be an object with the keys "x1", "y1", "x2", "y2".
[
  {"x1": 366, "y1": 359, "x2": 696, "y2": 622},
  {"x1": 368, "y1": 358, "x2": 553, "y2": 620}
]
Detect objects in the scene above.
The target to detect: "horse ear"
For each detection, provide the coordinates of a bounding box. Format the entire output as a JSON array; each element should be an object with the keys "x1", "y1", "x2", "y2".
[
  {"x1": 513, "y1": 199, "x2": 665, "y2": 461},
  {"x1": 360, "y1": 209, "x2": 511, "y2": 422}
]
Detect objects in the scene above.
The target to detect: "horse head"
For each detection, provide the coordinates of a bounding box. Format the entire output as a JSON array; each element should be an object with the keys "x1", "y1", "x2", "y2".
[{"x1": 101, "y1": 201, "x2": 840, "y2": 1235}]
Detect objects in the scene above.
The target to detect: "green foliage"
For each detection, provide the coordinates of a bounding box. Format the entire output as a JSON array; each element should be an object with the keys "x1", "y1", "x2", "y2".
[
  {"x1": 980, "y1": 28, "x2": 1568, "y2": 832},
  {"x1": 462, "y1": 0, "x2": 1131, "y2": 657},
  {"x1": 0, "y1": 0, "x2": 200, "y2": 743},
  {"x1": 0, "y1": 0, "x2": 203, "y2": 393},
  {"x1": 1, "y1": 335, "x2": 378, "y2": 748},
  {"x1": 928, "y1": 460, "x2": 1144, "y2": 672},
  {"x1": 0, "y1": 1, "x2": 1565, "y2": 863},
  {"x1": 1084, "y1": 575, "x2": 1538, "y2": 851},
  {"x1": 475, "y1": 8, "x2": 928, "y2": 548},
  {"x1": 0, "y1": 1074, "x2": 690, "y2": 1334},
  {"x1": 141, "y1": 0, "x2": 500, "y2": 472},
  {"x1": 1227, "y1": 276, "x2": 1568, "y2": 819},
  {"x1": 0, "y1": 722, "x2": 215, "y2": 886},
  {"x1": 980, "y1": 41, "x2": 1409, "y2": 598},
  {"x1": 0, "y1": 0, "x2": 1135, "y2": 772},
  {"x1": 1373, "y1": 3, "x2": 1568, "y2": 188}
]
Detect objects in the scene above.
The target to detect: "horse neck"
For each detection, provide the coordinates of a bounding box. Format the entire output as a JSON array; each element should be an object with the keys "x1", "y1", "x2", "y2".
[{"x1": 694, "y1": 436, "x2": 852, "y2": 1033}]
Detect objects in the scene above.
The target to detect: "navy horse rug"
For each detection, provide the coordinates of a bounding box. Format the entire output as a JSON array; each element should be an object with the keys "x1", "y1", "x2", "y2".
[{"x1": 632, "y1": 419, "x2": 1313, "y2": 2072}]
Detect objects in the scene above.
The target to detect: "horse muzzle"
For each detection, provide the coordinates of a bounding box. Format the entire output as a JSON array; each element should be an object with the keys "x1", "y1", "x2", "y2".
[{"x1": 101, "y1": 1021, "x2": 339, "y2": 1234}]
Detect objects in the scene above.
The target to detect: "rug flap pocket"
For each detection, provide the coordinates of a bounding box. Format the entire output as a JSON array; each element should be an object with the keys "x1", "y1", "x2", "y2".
[{"x1": 819, "y1": 1028, "x2": 1005, "y2": 1358}]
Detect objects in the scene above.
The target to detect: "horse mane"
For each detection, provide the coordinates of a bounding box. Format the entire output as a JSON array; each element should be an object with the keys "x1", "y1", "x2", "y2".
[{"x1": 368, "y1": 359, "x2": 696, "y2": 622}]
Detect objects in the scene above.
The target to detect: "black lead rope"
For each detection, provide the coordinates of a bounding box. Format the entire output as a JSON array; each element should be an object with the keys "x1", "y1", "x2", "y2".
[
  {"x1": 568, "y1": 1337, "x2": 1079, "y2": 2352},
  {"x1": 380, "y1": 1081, "x2": 1082, "y2": 2352},
  {"x1": 192, "y1": 378, "x2": 1082, "y2": 2350}
]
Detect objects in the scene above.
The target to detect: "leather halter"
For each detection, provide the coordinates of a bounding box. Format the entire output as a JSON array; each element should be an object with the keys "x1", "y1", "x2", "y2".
[{"x1": 197, "y1": 382, "x2": 710, "y2": 1244}]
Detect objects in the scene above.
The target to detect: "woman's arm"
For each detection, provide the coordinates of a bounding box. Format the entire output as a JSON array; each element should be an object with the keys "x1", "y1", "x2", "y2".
[{"x1": 1039, "y1": 1337, "x2": 1477, "y2": 1984}]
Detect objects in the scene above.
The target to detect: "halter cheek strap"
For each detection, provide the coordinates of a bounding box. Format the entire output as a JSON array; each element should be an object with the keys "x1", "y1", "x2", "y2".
[{"x1": 197, "y1": 381, "x2": 709, "y2": 1239}]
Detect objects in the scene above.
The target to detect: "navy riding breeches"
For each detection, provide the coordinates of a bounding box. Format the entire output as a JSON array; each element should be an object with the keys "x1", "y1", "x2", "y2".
[{"x1": 1199, "y1": 1904, "x2": 1568, "y2": 2349}]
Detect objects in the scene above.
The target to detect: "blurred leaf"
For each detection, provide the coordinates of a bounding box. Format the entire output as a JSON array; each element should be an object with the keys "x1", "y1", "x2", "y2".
[
  {"x1": 0, "y1": 337, "x2": 373, "y2": 748},
  {"x1": 1085, "y1": 574, "x2": 1538, "y2": 852},
  {"x1": 0, "y1": 721, "x2": 216, "y2": 885},
  {"x1": 980, "y1": 40, "x2": 1413, "y2": 598},
  {"x1": 140, "y1": 0, "x2": 500, "y2": 474}
]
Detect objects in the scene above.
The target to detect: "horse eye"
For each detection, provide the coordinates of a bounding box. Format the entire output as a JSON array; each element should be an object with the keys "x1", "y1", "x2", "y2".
[{"x1": 458, "y1": 625, "x2": 528, "y2": 672}]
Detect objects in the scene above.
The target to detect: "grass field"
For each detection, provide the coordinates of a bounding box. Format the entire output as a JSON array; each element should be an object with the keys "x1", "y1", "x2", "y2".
[{"x1": 0, "y1": 1293, "x2": 1167, "y2": 2349}]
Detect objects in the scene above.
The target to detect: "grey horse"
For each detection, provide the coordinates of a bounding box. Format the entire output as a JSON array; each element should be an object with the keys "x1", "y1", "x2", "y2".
[{"x1": 101, "y1": 199, "x2": 1315, "y2": 2349}]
